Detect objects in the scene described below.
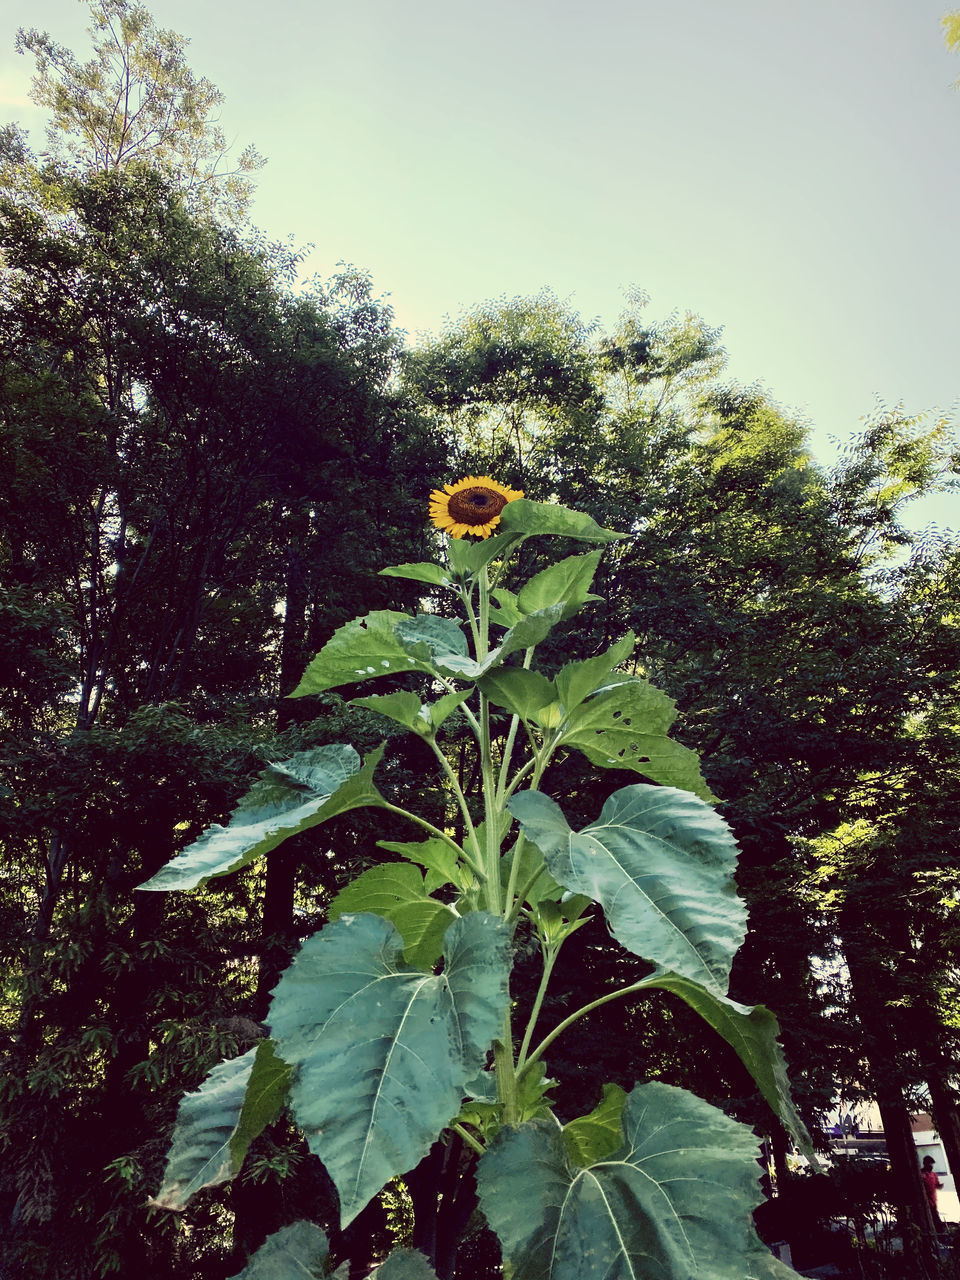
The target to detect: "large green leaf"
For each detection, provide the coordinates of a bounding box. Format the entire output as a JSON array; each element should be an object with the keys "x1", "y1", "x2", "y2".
[
  {"x1": 291, "y1": 610, "x2": 424, "y2": 696},
  {"x1": 638, "y1": 969, "x2": 810, "y2": 1148},
  {"x1": 151, "y1": 1048, "x2": 257, "y2": 1210},
  {"x1": 516, "y1": 551, "x2": 602, "y2": 619},
  {"x1": 396, "y1": 614, "x2": 476, "y2": 677},
  {"x1": 426, "y1": 689, "x2": 474, "y2": 730},
  {"x1": 328, "y1": 863, "x2": 457, "y2": 968},
  {"x1": 478, "y1": 667, "x2": 555, "y2": 720},
  {"x1": 495, "y1": 604, "x2": 568, "y2": 664},
  {"x1": 509, "y1": 786, "x2": 745, "y2": 992},
  {"x1": 499, "y1": 499, "x2": 624, "y2": 544},
  {"x1": 139, "y1": 745, "x2": 386, "y2": 892},
  {"x1": 476, "y1": 1082, "x2": 765, "y2": 1280},
  {"x1": 268, "y1": 912, "x2": 511, "y2": 1226},
  {"x1": 553, "y1": 632, "x2": 635, "y2": 714},
  {"x1": 559, "y1": 679, "x2": 715, "y2": 801},
  {"x1": 379, "y1": 562, "x2": 453, "y2": 587},
  {"x1": 369, "y1": 1249, "x2": 440, "y2": 1279},
  {"x1": 226, "y1": 1221, "x2": 328, "y2": 1280},
  {"x1": 351, "y1": 691, "x2": 424, "y2": 732},
  {"x1": 561, "y1": 1083, "x2": 627, "y2": 1167}
]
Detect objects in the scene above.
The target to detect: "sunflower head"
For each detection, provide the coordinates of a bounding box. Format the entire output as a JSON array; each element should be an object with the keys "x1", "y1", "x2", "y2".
[{"x1": 428, "y1": 476, "x2": 524, "y2": 539}]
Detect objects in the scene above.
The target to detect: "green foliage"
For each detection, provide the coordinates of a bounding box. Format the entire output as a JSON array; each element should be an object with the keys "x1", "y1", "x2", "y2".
[
  {"x1": 369, "y1": 1249, "x2": 441, "y2": 1279},
  {"x1": 139, "y1": 745, "x2": 387, "y2": 892},
  {"x1": 267, "y1": 913, "x2": 511, "y2": 1225},
  {"x1": 15, "y1": 0, "x2": 265, "y2": 220},
  {"x1": 328, "y1": 863, "x2": 457, "y2": 967},
  {"x1": 499, "y1": 500, "x2": 624, "y2": 545},
  {"x1": 138, "y1": 494, "x2": 801, "y2": 1277},
  {"x1": 509, "y1": 785, "x2": 745, "y2": 991},
  {"x1": 634, "y1": 971, "x2": 808, "y2": 1146},
  {"x1": 476, "y1": 1083, "x2": 767, "y2": 1280},
  {"x1": 561, "y1": 1082, "x2": 627, "y2": 1166},
  {"x1": 152, "y1": 1046, "x2": 260, "y2": 1210},
  {"x1": 226, "y1": 1220, "x2": 328, "y2": 1280}
]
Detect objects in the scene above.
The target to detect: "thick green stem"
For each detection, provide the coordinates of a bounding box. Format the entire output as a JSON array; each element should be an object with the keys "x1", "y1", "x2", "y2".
[
  {"x1": 494, "y1": 647, "x2": 536, "y2": 803},
  {"x1": 425, "y1": 736, "x2": 483, "y2": 877},
  {"x1": 517, "y1": 943, "x2": 559, "y2": 1069},
  {"x1": 494, "y1": 1016, "x2": 519, "y2": 1125}
]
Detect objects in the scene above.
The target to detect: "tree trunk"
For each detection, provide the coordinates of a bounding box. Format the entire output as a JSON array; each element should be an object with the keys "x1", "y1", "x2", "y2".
[
  {"x1": 254, "y1": 510, "x2": 310, "y2": 1017},
  {"x1": 928, "y1": 1067, "x2": 960, "y2": 1190},
  {"x1": 842, "y1": 910, "x2": 940, "y2": 1276}
]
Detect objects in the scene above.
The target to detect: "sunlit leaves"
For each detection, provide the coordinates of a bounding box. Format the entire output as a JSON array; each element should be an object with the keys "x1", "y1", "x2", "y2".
[
  {"x1": 516, "y1": 551, "x2": 602, "y2": 619},
  {"x1": 328, "y1": 863, "x2": 457, "y2": 968},
  {"x1": 499, "y1": 498, "x2": 624, "y2": 544},
  {"x1": 637, "y1": 969, "x2": 809, "y2": 1148},
  {"x1": 559, "y1": 679, "x2": 715, "y2": 801},
  {"x1": 291, "y1": 611, "x2": 426, "y2": 695}
]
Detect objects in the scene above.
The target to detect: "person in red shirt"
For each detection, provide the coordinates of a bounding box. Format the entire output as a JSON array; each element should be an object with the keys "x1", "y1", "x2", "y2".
[{"x1": 921, "y1": 1155, "x2": 945, "y2": 1233}]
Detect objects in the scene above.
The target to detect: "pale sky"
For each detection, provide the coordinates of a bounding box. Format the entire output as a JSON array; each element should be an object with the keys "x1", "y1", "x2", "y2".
[{"x1": 2, "y1": 0, "x2": 958, "y2": 529}]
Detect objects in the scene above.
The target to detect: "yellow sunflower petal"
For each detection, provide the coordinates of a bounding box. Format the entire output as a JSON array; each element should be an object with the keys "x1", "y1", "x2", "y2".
[{"x1": 427, "y1": 476, "x2": 524, "y2": 539}]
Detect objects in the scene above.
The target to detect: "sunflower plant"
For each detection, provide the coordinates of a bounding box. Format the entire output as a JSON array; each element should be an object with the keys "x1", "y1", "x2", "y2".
[{"x1": 139, "y1": 481, "x2": 803, "y2": 1279}]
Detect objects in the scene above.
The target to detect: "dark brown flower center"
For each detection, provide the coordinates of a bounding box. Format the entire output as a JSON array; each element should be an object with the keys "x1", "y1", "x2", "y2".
[{"x1": 447, "y1": 486, "x2": 508, "y2": 525}]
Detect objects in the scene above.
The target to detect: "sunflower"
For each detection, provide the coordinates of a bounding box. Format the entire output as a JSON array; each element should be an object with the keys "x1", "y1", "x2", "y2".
[{"x1": 428, "y1": 476, "x2": 524, "y2": 539}]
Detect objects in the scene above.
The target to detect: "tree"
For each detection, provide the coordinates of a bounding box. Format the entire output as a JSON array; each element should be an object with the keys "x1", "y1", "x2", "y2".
[
  {"x1": 0, "y1": 167, "x2": 440, "y2": 1279},
  {"x1": 12, "y1": 0, "x2": 264, "y2": 221}
]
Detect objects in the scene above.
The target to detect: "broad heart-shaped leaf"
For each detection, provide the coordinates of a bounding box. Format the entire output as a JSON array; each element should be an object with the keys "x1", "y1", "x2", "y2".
[
  {"x1": 291, "y1": 610, "x2": 428, "y2": 696},
  {"x1": 152, "y1": 1048, "x2": 257, "y2": 1210},
  {"x1": 499, "y1": 498, "x2": 624, "y2": 544},
  {"x1": 489, "y1": 587, "x2": 523, "y2": 628},
  {"x1": 379, "y1": 562, "x2": 453, "y2": 587},
  {"x1": 477, "y1": 1082, "x2": 766, "y2": 1280},
  {"x1": 553, "y1": 632, "x2": 635, "y2": 714},
  {"x1": 562, "y1": 1083, "x2": 627, "y2": 1168},
  {"x1": 516, "y1": 551, "x2": 602, "y2": 620},
  {"x1": 509, "y1": 786, "x2": 746, "y2": 993},
  {"x1": 226, "y1": 1221, "x2": 328, "y2": 1280},
  {"x1": 496, "y1": 604, "x2": 567, "y2": 664},
  {"x1": 327, "y1": 863, "x2": 457, "y2": 968},
  {"x1": 426, "y1": 688, "x2": 473, "y2": 731},
  {"x1": 396, "y1": 614, "x2": 474, "y2": 677},
  {"x1": 637, "y1": 969, "x2": 810, "y2": 1149},
  {"x1": 559, "y1": 679, "x2": 715, "y2": 802},
  {"x1": 369, "y1": 1249, "x2": 440, "y2": 1279},
  {"x1": 267, "y1": 912, "x2": 510, "y2": 1227},
  {"x1": 479, "y1": 667, "x2": 555, "y2": 720},
  {"x1": 139, "y1": 745, "x2": 386, "y2": 892}
]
